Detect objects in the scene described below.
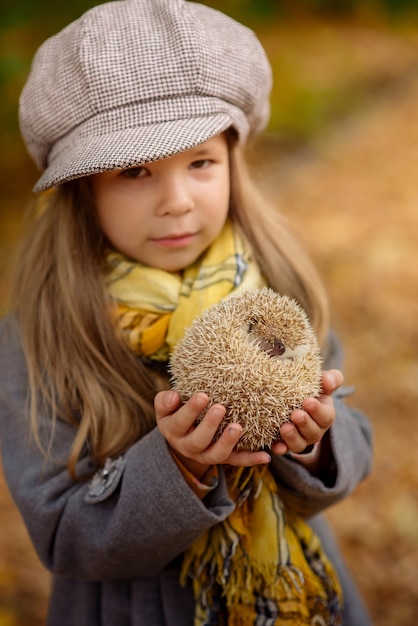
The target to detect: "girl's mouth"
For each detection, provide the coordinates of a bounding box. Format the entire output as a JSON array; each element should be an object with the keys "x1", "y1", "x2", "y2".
[{"x1": 150, "y1": 233, "x2": 196, "y2": 248}]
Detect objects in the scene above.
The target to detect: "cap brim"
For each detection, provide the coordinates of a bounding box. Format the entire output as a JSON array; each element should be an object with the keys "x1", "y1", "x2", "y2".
[{"x1": 34, "y1": 112, "x2": 241, "y2": 192}]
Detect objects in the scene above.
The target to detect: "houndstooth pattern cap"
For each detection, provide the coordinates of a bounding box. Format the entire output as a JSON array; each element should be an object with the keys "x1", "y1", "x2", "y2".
[{"x1": 19, "y1": 0, "x2": 272, "y2": 192}]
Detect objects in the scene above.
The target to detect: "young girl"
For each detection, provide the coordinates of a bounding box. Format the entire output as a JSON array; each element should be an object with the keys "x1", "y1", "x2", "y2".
[{"x1": 0, "y1": 1, "x2": 373, "y2": 625}]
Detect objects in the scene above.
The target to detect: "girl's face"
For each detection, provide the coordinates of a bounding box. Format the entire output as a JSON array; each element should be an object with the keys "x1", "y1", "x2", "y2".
[{"x1": 91, "y1": 133, "x2": 230, "y2": 272}]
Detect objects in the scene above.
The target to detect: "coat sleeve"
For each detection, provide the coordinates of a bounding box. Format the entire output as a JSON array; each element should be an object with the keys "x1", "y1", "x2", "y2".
[
  {"x1": 270, "y1": 329, "x2": 373, "y2": 518},
  {"x1": 0, "y1": 318, "x2": 235, "y2": 581}
]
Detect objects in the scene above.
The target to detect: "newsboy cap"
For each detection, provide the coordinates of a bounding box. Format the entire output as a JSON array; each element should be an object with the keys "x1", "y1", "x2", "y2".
[{"x1": 19, "y1": 0, "x2": 272, "y2": 192}]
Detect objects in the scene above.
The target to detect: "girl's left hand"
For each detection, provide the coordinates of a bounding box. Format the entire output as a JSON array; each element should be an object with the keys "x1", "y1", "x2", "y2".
[{"x1": 271, "y1": 369, "x2": 344, "y2": 456}]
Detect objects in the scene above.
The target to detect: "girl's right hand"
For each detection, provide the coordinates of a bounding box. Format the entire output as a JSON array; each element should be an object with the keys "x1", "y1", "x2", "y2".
[{"x1": 154, "y1": 390, "x2": 271, "y2": 479}]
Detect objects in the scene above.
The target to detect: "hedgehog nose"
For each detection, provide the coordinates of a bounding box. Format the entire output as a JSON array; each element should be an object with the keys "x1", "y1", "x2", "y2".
[{"x1": 268, "y1": 338, "x2": 285, "y2": 357}]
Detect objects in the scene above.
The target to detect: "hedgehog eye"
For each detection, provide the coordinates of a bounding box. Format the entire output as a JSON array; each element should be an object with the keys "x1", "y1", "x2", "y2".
[{"x1": 248, "y1": 318, "x2": 258, "y2": 333}]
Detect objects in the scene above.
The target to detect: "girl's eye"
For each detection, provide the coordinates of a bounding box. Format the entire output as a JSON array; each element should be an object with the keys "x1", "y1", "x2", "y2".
[
  {"x1": 121, "y1": 166, "x2": 148, "y2": 179},
  {"x1": 190, "y1": 159, "x2": 211, "y2": 170}
]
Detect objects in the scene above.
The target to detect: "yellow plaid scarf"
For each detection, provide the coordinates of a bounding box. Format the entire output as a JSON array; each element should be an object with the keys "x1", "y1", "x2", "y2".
[{"x1": 106, "y1": 221, "x2": 343, "y2": 625}]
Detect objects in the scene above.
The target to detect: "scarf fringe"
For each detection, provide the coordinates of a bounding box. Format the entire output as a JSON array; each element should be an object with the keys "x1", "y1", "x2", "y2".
[
  {"x1": 184, "y1": 547, "x2": 307, "y2": 607},
  {"x1": 181, "y1": 467, "x2": 343, "y2": 626}
]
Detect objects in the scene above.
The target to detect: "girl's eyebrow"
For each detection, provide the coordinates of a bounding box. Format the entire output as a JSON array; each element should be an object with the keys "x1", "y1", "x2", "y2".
[
  {"x1": 190, "y1": 145, "x2": 220, "y2": 157},
  {"x1": 191, "y1": 148, "x2": 211, "y2": 157}
]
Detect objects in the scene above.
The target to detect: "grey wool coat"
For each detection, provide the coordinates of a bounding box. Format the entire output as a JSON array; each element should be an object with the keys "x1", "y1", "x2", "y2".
[{"x1": 0, "y1": 317, "x2": 373, "y2": 626}]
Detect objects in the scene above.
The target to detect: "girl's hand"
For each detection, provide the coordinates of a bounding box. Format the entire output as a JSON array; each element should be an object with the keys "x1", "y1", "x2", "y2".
[
  {"x1": 154, "y1": 390, "x2": 271, "y2": 479},
  {"x1": 271, "y1": 369, "x2": 344, "y2": 456}
]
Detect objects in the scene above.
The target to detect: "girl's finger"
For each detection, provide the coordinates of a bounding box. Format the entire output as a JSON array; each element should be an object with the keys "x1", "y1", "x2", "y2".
[
  {"x1": 197, "y1": 423, "x2": 243, "y2": 463},
  {"x1": 301, "y1": 397, "x2": 335, "y2": 431},
  {"x1": 321, "y1": 369, "x2": 344, "y2": 395},
  {"x1": 183, "y1": 404, "x2": 227, "y2": 453},
  {"x1": 290, "y1": 409, "x2": 324, "y2": 442},
  {"x1": 227, "y1": 449, "x2": 272, "y2": 466},
  {"x1": 154, "y1": 390, "x2": 180, "y2": 417},
  {"x1": 155, "y1": 392, "x2": 209, "y2": 439},
  {"x1": 279, "y1": 421, "x2": 308, "y2": 453},
  {"x1": 209, "y1": 425, "x2": 271, "y2": 465}
]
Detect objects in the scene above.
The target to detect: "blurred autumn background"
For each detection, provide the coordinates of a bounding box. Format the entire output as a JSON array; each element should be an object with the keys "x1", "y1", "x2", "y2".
[{"x1": 1, "y1": 0, "x2": 418, "y2": 624}]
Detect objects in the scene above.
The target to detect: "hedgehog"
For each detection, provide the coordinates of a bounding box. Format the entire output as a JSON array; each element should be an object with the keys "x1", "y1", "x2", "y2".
[{"x1": 169, "y1": 288, "x2": 323, "y2": 451}]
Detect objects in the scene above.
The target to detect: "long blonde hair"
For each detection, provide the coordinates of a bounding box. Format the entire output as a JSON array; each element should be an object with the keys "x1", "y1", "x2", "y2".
[{"x1": 11, "y1": 138, "x2": 328, "y2": 477}]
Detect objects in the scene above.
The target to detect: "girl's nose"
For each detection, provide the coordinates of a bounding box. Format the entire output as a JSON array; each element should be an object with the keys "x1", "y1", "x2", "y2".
[{"x1": 155, "y1": 175, "x2": 194, "y2": 216}]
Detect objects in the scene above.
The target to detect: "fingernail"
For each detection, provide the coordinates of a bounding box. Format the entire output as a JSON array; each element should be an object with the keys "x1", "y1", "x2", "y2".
[
  {"x1": 211, "y1": 405, "x2": 225, "y2": 418},
  {"x1": 195, "y1": 392, "x2": 208, "y2": 408}
]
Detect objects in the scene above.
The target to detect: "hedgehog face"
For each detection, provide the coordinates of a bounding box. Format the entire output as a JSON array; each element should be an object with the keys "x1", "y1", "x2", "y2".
[
  {"x1": 245, "y1": 318, "x2": 312, "y2": 360},
  {"x1": 246, "y1": 318, "x2": 285, "y2": 357},
  {"x1": 243, "y1": 303, "x2": 314, "y2": 361}
]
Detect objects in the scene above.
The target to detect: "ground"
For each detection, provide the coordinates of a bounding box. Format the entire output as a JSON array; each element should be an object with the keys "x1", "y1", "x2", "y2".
[{"x1": 1, "y1": 16, "x2": 418, "y2": 626}]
